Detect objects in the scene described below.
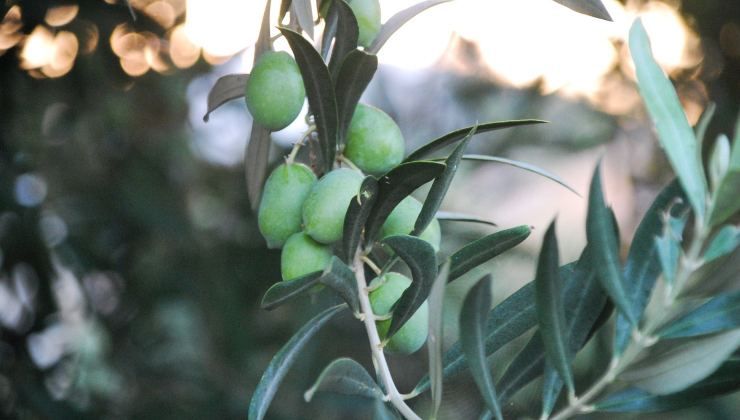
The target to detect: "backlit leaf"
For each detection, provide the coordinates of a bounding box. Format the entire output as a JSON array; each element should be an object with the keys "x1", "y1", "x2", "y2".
[
  {"x1": 248, "y1": 304, "x2": 347, "y2": 420},
  {"x1": 460, "y1": 155, "x2": 579, "y2": 196},
  {"x1": 203, "y1": 74, "x2": 249, "y2": 122},
  {"x1": 551, "y1": 0, "x2": 612, "y2": 21},
  {"x1": 368, "y1": 0, "x2": 452, "y2": 54}
]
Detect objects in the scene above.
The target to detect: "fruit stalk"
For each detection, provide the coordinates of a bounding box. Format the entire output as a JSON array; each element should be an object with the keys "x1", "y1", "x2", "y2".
[{"x1": 353, "y1": 249, "x2": 421, "y2": 420}]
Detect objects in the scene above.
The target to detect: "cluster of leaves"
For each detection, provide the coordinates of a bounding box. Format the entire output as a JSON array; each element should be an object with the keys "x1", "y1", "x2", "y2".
[{"x1": 205, "y1": 1, "x2": 739, "y2": 419}]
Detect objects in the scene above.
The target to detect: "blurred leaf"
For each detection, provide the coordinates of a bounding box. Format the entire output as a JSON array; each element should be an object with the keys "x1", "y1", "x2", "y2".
[
  {"x1": 541, "y1": 368, "x2": 562, "y2": 419},
  {"x1": 594, "y1": 357, "x2": 740, "y2": 412},
  {"x1": 382, "y1": 235, "x2": 437, "y2": 339},
  {"x1": 279, "y1": 0, "x2": 293, "y2": 22},
  {"x1": 460, "y1": 155, "x2": 580, "y2": 196},
  {"x1": 551, "y1": 0, "x2": 612, "y2": 21},
  {"x1": 203, "y1": 74, "x2": 249, "y2": 122},
  {"x1": 248, "y1": 304, "x2": 347, "y2": 420},
  {"x1": 587, "y1": 164, "x2": 637, "y2": 326},
  {"x1": 684, "y1": 247, "x2": 740, "y2": 298},
  {"x1": 498, "y1": 246, "x2": 607, "y2": 403},
  {"x1": 427, "y1": 260, "x2": 450, "y2": 420},
  {"x1": 368, "y1": 0, "x2": 452, "y2": 53},
  {"x1": 709, "y1": 134, "x2": 731, "y2": 191},
  {"x1": 256, "y1": 0, "x2": 274, "y2": 58},
  {"x1": 709, "y1": 136, "x2": 740, "y2": 225},
  {"x1": 447, "y1": 225, "x2": 532, "y2": 283},
  {"x1": 460, "y1": 275, "x2": 504, "y2": 420},
  {"x1": 342, "y1": 176, "x2": 378, "y2": 263},
  {"x1": 405, "y1": 120, "x2": 547, "y2": 162},
  {"x1": 414, "y1": 127, "x2": 475, "y2": 236},
  {"x1": 261, "y1": 271, "x2": 324, "y2": 310},
  {"x1": 320, "y1": 257, "x2": 361, "y2": 314},
  {"x1": 703, "y1": 225, "x2": 740, "y2": 264},
  {"x1": 303, "y1": 358, "x2": 383, "y2": 402},
  {"x1": 414, "y1": 263, "x2": 577, "y2": 394},
  {"x1": 534, "y1": 221, "x2": 575, "y2": 396},
  {"x1": 657, "y1": 290, "x2": 740, "y2": 338},
  {"x1": 373, "y1": 399, "x2": 400, "y2": 420},
  {"x1": 654, "y1": 209, "x2": 688, "y2": 286},
  {"x1": 245, "y1": 123, "x2": 272, "y2": 212},
  {"x1": 364, "y1": 161, "x2": 446, "y2": 245},
  {"x1": 280, "y1": 28, "x2": 338, "y2": 173},
  {"x1": 619, "y1": 329, "x2": 740, "y2": 395},
  {"x1": 291, "y1": 0, "x2": 315, "y2": 39},
  {"x1": 435, "y1": 211, "x2": 497, "y2": 227},
  {"x1": 335, "y1": 50, "x2": 378, "y2": 145},
  {"x1": 328, "y1": 0, "x2": 360, "y2": 78},
  {"x1": 614, "y1": 180, "x2": 686, "y2": 354},
  {"x1": 694, "y1": 102, "x2": 716, "y2": 145},
  {"x1": 630, "y1": 19, "x2": 707, "y2": 219}
]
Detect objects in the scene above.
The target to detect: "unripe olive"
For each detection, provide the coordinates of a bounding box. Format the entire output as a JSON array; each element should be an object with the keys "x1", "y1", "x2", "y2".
[
  {"x1": 347, "y1": 0, "x2": 381, "y2": 48},
  {"x1": 245, "y1": 51, "x2": 305, "y2": 131},
  {"x1": 344, "y1": 104, "x2": 405, "y2": 175},
  {"x1": 258, "y1": 163, "x2": 317, "y2": 249},
  {"x1": 302, "y1": 168, "x2": 364, "y2": 244},
  {"x1": 381, "y1": 196, "x2": 441, "y2": 252},
  {"x1": 369, "y1": 272, "x2": 429, "y2": 354},
  {"x1": 281, "y1": 232, "x2": 333, "y2": 281}
]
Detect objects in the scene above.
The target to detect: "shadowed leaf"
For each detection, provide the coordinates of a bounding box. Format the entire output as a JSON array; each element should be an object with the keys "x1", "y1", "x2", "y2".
[
  {"x1": 203, "y1": 74, "x2": 249, "y2": 122},
  {"x1": 382, "y1": 235, "x2": 437, "y2": 339},
  {"x1": 248, "y1": 305, "x2": 347, "y2": 420},
  {"x1": 304, "y1": 358, "x2": 383, "y2": 402},
  {"x1": 328, "y1": 0, "x2": 359, "y2": 77},
  {"x1": 320, "y1": 257, "x2": 361, "y2": 314},
  {"x1": 335, "y1": 50, "x2": 378, "y2": 145},
  {"x1": 342, "y1": 176, "x2": 378, "y2": 263},
  {"x1": 460, "y1": 275, "x2": 504, "y2": 420},
  {"x1": 245, "y1": 123, "x2": 272, "y2": 212},
  {"x1": 427, "y1": 260, "x2": 450, "y2": 419}
]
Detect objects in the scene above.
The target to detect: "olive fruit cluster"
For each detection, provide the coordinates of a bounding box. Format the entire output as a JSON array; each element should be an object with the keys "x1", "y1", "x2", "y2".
[{"x1": 369, "y1": 273, "x2": 429, "y2": 354}]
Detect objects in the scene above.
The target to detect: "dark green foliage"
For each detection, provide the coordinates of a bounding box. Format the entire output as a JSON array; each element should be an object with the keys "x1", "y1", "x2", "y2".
[
  {"x1": 304, "y1": 358, "x2": 384, "y2": 401},
  {"x1": 447, "y1": 225, "x2": 532, "y2": 282}
]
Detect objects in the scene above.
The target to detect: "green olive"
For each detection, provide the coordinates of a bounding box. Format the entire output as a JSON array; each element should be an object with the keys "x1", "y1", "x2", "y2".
[
  {"x1": 245, "y1": 51, "x2": 305, "y2": 131},
  {"x1": 347, "y1": 0, "x2": 381, "y2": 48},
  {"x1": 258, "y1": 163, "x2": 317, "y2": 249},
  {"x1": 344, "y1": 104, "x2": 405, "y2": 175},
  {"x1": 381, "y1": 196, "x2": 441, "y2": 252},
  {"x1": 302, "y1": 168, "x2": 364, "y2": 244},
  {"x1": 369, "y1": 272, "x2": 429, "y2": 355},
  {"x1": 281, "y1": 232, "x2": 333, "y2": 281}
]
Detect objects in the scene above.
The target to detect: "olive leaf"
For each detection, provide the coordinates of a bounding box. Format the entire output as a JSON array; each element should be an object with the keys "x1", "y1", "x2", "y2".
[
  {"x1": 303, "y1": 358, "x2": 384, "y2": 402},
  {"x1": 335, "y1": 50, "x2": 378, "y2": 146},
  {"x1": 248, "y1": 304, "x2": 347, "y2": 420},
  {"x1": 447, "y1": 225, "x2": 532, "y2": 282},
  {"x1": 405, "y1": 120, "x2": 547, "y2": 162},
  {"x1": 245, "y1": 123, "x2": 272, "y2": 212},
  {"x1": 368, "y1": 0, "x2": 452, "y2": 54},
  {"x1": 435, "y1": 211, "x2": 497, "y2": 227},
  {"x1": 382, "y1": 235, "x2": 437, "y2": 339},
  {"x1": 290, "y1": 0, "x2": 314, "y2": 40},
  {"x1": 320, "y1": 257, "x2": 361, "y2": 314},
  {"x1": 427, "y1": 260, "x2": 450, "y2": 420},
  {"x1": 657, "y1": 290, "x2": 740, "y2": 338},
  {"x1": 551, "y1": 0, "x2": 612, "y2": 21},
  {"x1": 327, "y1": 0, "x2": 360, "y2": 78},
  {"x1": 203, "y1": 74, "x2": 249, "y2": 122},
  {"x1": 703, "y1": 225, "x2": 740, "y2": 264},
  {"x1": 342, "y1": 176, "x2": 379, "y2": 263},
  {"x1": 261, "y1": 270, "x2": 324, "y2": 310}
]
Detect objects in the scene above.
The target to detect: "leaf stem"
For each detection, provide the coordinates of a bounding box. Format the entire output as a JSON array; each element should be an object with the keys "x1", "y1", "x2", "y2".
[
  {"x1": 354, "y1": 250, "x2": 421, "y2": 420},
  {"x1": 549, "y1": 217, "x2": 709, "y2": 420},
  {"x1": 286, "y1": 125, "x2": 316, "y2": 164}
]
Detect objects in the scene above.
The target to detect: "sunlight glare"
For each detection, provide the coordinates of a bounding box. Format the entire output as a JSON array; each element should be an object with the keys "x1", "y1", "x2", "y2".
[{"x1": 184, "y1": 0, "x2": 261, "y2": 57}]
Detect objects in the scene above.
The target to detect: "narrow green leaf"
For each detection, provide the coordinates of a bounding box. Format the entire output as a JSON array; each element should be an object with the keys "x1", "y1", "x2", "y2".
[
  {"x1": 551, "y1": 0, "x2": 612, "y2": 21},
  {"x1": 684, "y1": 248, "x2": 740, "y2": 298},
  {"x1": 460, "y1": 155, "x2": 580, "y2": 196},
  {"x1": 279, "y1": 0, "x2": 293, "y2": 22},
  {"x1": 614, "y1": 180, "x2": 686, "y2": 354},
  {"x1": 327, "y1": 0, "x2": 360, "y2": 78},
  {"x1": 304, "y1": 357, "x2": 383, "y2": 402},
  {"x1": 709, "y1": 132, "x2": 740, "y2": 225},
  {"x1": 335, "y1": 50, "x2": 378, "y2": 145},
  {"x1": 342, "y1": 176, "x2": 378, "y2": 263},
  {"x1": 203, "y1": 74, "x2": 249, "y2": 122},
  {"x1": 694, "y1": 102, "x2": 716, "y2": 145},
  {"x1": 703, "y1": 225, "x2": 740, "y2": 264},
  {"x1": 291, "y1": 0, "x2": 315, "y2": 39},
  {"x1": 587, "y1": 163, "x2": 637, "y2": 325},
  {"x1": 497, "y1": 246, "x2": 607, "y2": 403},
  {"x1": 657, "y1": 290, "x2": 740, "y2": 338},
  {"x1": 435, "y1": 211, "x2": 497, "y2": 227},
  {"x1": 368, "y1": 0, "x2": 452, "y2": 54},
  {"x1": 414, "y1": 263, "x2": 577, "y2": 395},
  {"x1": 709, "y1": 134, "x2": 731, "y2": 191},
  {"x1": 280, "y1": 28, "x2": 339, "y2": 173},
  {"x1": 630, "y1": 19, "x2": 707, "y2": 219},
  {"x1": 382, "y1": 235, "x2": 437, "y2": 339},
  {"x1": 261, "y1": 271, "x2": 324, "y2": 310},
  {"x1": 320, "y1": 257, "x2": 361, "y2": 314},
  {"x1": 447, "y1": 225, "x2": 532, "y2": 283},
  {"x1": 541, "y1": 368, "x2": 562, "y2": 418},
  {"x1": 534, "y1": 220, "x2": 575, "y2": 396},
  {"x1": 427, "y1": 260, "x2": 450, "y2": 420},
  {"x1": 654, "y1": 209, "x2": 688, "y2": 286},
  {"x1": 594, "y1": 357, "x2": 740, "y2": 412},
  {"x1": 256, "y1": 0, "x2": 274, "y2": 58},
  {"x1": 245, "y1": 123, "x2": 272, "y2": 212},
  {"x1": 619, "y1": 329, "x2": 740, "y2": 395},
  {"x1": 460, "y1": 275, "x2": 504, "y2": 420},
  {"x1": 364, "y1": 161, "x2": 446, "y2": 246},
  {"x1": 414, "y1": 127, "x2": 475, "y2": 236},
  {"x1": 248, "y1": 304, "x2": 346, "y2": 420},
  {"x1": 405, "y1": 120, "x2": 547, "y2": 162}
]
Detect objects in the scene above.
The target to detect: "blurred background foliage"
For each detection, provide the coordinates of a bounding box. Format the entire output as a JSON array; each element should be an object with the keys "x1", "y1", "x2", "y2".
[{"x1": 0, "y1": 0, "x2": 738, "y2": 419}]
